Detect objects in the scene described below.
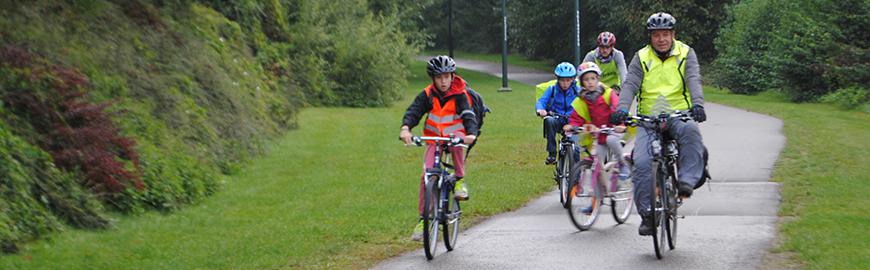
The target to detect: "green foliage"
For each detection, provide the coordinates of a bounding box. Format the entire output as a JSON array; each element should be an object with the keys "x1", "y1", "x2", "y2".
[
  {"x1": 423, "y1": 1, "x2": 733, "y2": 64},
  {"x1": 205, "y1": 0, "x2": 424, "y2": 107},
  {"x1": 713, "y1": 0, "x2": 870, "y2": 101},
  {"x1": 711, "y1": 0, "x2": 785, "y2": 94},
  {"x1": 820, "y1": 86, "x2": 869, "y2": 110},
  {"x1": 422, "y1": 0, "x2": 502, "y2": 53},
  {"x1": 508, "y1": 0, "x2": 597, "y2": 62},
  {"x1": 0, "y1": 0, "x2": 427, "y2": 249},
  {"x1": 590, "y1": 0, "x2": 735, "y2": 62},
  {"x1": 0, "y1": 120, "x2": 110, "y2": 253}
]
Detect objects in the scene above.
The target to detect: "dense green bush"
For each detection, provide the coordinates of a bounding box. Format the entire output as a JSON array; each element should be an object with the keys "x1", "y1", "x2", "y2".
[
  {"x1": 713, "y1": 0, "x2": 869, "y2": 102},
  {"x1": 711, "y1": 0, "x2": 785, "y2": 94},
  {"x1": 204, "y1": 0, "x2": 422, "y2": 107},
  {"x1": 0, "y1": 120, "x2": 110, "y2": 253},
  {"x1": 820, "y1": 87, "x2": 869, "y2": 110}
]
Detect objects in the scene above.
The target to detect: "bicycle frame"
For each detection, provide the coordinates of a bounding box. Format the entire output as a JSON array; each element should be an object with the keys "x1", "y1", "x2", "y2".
[
  {"x1": 545, "y1": 113, "x2": 579, "y2": 208},
  {"x1": 627, "y1": 111, "x2": 692, "y2": 259},
  {"x1": 413, "y1": 135, "x2": 466, "y2": 260},
  {"x1": 578, "y1": 127, "x2": 625, "y2": 195}
]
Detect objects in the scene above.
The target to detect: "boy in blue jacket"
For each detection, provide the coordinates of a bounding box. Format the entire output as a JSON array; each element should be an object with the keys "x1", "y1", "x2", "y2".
[{"x1": 535, "y1": 62, "x2": 580, "y2": 164}]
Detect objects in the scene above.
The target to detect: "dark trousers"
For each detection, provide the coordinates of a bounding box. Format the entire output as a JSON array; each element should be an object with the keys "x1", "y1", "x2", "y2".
[
  {"x1": 543, "y1": 116, "x2": 569, "y2": 155},
  {"x1": 631, "y1": 120, "x2": 705, "y2": 217}
]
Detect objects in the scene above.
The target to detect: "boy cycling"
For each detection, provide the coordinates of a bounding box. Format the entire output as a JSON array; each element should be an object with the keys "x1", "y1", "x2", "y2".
[
  {"x1": 535, "y1": 62, "x2": 580, "y2": 164},
  {"x1": 400, "y1": 55, "x2": 478, "y2": 241}
]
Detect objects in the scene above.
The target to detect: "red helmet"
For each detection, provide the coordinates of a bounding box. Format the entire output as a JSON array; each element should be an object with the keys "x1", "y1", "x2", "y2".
[{"x1": 597, "y1": 32, "x2": 616, "y2": 47}]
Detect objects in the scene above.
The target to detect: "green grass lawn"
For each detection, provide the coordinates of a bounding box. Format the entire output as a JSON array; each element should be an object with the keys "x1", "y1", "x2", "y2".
[
  {"x1": 0, "y1": 61, "x2": 554, "y2": 269},
  {"x1": 424, "y1": 49, "x2": 553, "y2": 72},
  {"x1": 705, "y1": 87, "x2": 869, "y2": 270}
]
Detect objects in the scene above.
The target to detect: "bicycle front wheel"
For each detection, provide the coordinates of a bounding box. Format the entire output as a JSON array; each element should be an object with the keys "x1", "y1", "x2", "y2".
[
  {"x1": 651, "y1": 162, "x2": 666, "y2": 259},
  {"x1": 422, "y1": 175, "x2": 440, "y2": 260},
  {"x1": 558, "y1": 149, "x2": 572, "y2": 208},
  {"x1": 666, "y1": 164, "x2": 679, "y2": 250},
  {"x1": 443, "y1": 192, "x2": 461, "y2": 251},
  {"x1": 566, "y1": 161, "x2": 599, "y2": 231}
]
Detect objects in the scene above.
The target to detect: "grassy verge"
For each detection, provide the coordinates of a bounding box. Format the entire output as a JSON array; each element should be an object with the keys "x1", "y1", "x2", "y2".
[
  {"x1": 705, "y1": 87, "x2": 869, "y2": 270},
  {"x1": 424, "y1": 49, "x2": 553, "y2": 72},
  {"x1": 0, "y1": 61, "x2": 554, "y2": 269}
]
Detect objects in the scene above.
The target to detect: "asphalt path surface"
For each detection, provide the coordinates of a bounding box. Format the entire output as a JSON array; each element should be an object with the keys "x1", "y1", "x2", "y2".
[{"x1": 375, "y1": 58, "x2": 784, "y2": 269}]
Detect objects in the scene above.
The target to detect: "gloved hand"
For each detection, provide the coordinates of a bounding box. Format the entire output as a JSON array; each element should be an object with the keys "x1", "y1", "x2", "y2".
[
  {"x1": 691, "y1": 105, "x2": 706, "y2": 123},
  {"x1": 610, "y1": 109, "x2": 628, "y2": 125}
]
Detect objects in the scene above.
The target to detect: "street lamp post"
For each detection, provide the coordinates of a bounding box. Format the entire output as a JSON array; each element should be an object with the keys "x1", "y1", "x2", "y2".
[
  {"x1": 448, "y1": 0, "x2": 453, "y2": 58},
  {"x1": 499, "y1": 0, "x2": 511, "y2": 92},
  {"x1": 574, "y1": 0, "x2": 581, "y2": 66}
]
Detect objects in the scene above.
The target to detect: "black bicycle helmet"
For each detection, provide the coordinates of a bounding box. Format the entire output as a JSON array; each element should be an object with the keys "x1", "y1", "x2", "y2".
[
  {"x1": 647, "y1": 12, "x2": 676, "y2": 30},
  {"x1": 427, "y1": 55, "x2": 457, "y2": 77}
]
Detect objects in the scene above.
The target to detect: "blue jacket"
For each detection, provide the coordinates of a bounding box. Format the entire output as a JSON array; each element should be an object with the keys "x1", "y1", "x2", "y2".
[{"x1": 535, "y1": 82, "x2": 579, "y2": 116}]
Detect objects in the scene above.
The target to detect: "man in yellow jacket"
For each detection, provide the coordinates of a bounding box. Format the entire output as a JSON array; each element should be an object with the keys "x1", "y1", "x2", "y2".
[{"x1": 609, "y1": 12, "x2": 708, "y2": 236}]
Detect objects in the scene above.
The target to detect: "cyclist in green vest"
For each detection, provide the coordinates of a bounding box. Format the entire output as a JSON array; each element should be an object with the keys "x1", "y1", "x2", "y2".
[
  {"x1": 609, "y1": 12, "x2": 708, "y2": 236},
  {"x1": 583, "y1": 32, "x2": 627, "y2": 92}
]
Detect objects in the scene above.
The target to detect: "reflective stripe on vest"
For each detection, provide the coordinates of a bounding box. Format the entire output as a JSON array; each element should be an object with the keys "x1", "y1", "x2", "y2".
[
  {"x1": 595, "y1": 58, "x2": 621, "y2": 89},
  {"x1": 637, "y1": 40, "x2": 692, "y2": 115},
  {"x1": 423, "y1": 86, "x2": 467, "y2": 138}
]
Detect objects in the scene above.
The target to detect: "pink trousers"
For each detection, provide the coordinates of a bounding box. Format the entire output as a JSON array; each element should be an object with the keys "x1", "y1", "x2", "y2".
[{"x1": 418, "y1": 144, "x2": 466, "y2": 214}]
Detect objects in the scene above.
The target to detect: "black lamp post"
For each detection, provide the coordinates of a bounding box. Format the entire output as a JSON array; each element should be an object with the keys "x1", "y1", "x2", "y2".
[{"x1": 499, "y1": 0, "x2": 511, "y2": 92}]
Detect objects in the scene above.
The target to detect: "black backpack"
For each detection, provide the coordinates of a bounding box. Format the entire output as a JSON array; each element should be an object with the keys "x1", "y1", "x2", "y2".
[{"x1": 465, "y1": 87, "x2": 490, "y2": 135}]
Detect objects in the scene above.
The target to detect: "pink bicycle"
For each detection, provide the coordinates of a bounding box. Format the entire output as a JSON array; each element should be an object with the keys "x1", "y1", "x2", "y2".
[{"x1": 565, "y1": 126, "x2": 634, "y2": 231}]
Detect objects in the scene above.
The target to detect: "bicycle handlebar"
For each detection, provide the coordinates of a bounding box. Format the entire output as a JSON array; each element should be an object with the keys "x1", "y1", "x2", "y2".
[
  {"x1": 412, "y1": 136, "x2": 468, "y2": 148},
  {"x1": 568, "y1": 125, "x2": 620, "y2": 135},
  {"x1": 542, "y1": 111, "x2": 570, "y2": 119},
  {"x1": 625, "y1": 111, "x2": 693, "y2": 126}
]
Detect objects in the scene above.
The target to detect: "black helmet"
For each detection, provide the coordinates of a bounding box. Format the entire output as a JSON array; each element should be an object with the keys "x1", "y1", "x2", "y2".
[
  {"x1": 427, "y1": 55, "x2": 456, "y2": 77},
  {"x1": 647, "y1": 12, "x2": 676, "y2": 30}
]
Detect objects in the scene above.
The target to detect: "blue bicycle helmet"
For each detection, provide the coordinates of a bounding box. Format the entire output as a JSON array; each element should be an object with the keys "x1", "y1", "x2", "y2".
[{"x1": 554, "y1": 62, "x2": 577, "y2": 78}]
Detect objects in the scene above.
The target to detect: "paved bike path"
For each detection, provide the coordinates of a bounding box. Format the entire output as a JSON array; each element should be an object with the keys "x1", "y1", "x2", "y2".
[{"x1": 374, "y1": 58, "x2": 784, "y2": 269}]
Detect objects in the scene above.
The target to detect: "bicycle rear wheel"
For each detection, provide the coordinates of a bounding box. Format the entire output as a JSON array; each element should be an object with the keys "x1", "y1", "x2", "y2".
[
  {"x1": 566, "y1": 161, "x2": 599, "y2": 231},
  {"x1": 606, "y1": 162, "x2": 633, "y2": 224},
  {"x1": 443, "y1": 191, "x2": 461, "y2": 251},
  {"x1": 422, "y1": 176, "x2": 440, "y2": 260}
]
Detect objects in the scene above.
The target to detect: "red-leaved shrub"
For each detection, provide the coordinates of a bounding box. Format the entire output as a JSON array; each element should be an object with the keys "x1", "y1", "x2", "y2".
[{"x1": 1, "y1": 46, "x2": 143, "y2": 202}]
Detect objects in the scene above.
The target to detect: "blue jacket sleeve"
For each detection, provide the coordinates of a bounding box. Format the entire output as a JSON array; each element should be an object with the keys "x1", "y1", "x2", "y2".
[{"x1": 536, "y1": 86, "x2": 553, "y2": 111}]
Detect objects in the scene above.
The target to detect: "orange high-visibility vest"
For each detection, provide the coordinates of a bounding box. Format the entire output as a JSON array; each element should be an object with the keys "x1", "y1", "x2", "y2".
[{"x1": 423, "y1": 86, "x2": 467, "y2": 139}]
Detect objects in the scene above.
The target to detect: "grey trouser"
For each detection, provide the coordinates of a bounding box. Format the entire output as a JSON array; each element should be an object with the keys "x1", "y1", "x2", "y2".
[
  {"x1": 594, "y1": 132, "x2": 626, "y2": 165},
  {"x1": 632, "y1": 120, "x2": 705, "y2": 217}
]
